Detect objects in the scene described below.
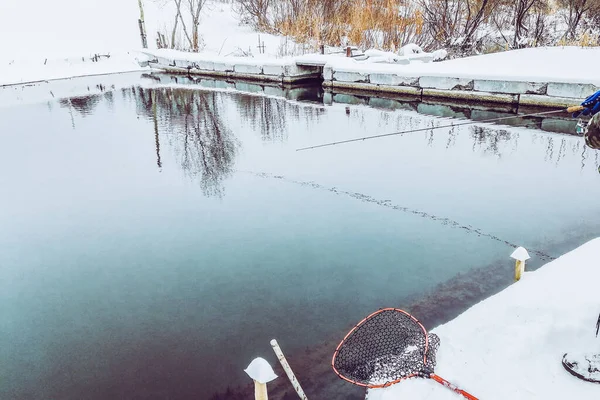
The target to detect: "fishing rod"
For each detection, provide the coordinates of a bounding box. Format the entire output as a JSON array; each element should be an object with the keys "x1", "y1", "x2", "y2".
[{"x1": 296, "y1": 105, "x2": 585, "y2": 152}]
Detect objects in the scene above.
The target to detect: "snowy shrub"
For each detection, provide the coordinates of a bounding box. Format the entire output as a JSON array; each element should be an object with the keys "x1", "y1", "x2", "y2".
[{"x1": 232, "y1": 0, "x2": 600, "y2": 57}]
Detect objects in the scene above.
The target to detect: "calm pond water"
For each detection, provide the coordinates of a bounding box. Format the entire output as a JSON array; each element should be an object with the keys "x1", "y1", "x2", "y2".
[{"x1": 1, "y1": 76, "x2": 600, "y2": 399}]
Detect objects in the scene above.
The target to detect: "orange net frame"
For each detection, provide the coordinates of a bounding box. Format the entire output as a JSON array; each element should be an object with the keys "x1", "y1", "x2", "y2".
[{"x1": 332, "y1": 308, "x2": 478, "y2": 400}]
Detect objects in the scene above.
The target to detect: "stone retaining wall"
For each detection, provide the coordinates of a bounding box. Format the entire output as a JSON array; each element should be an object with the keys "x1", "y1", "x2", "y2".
[
  {"x1": 150, "y1": 54, "x2": 321, "y2": 84},
  {"x1": 323, "y1": 66, "x2": 598, "y2": 108}
]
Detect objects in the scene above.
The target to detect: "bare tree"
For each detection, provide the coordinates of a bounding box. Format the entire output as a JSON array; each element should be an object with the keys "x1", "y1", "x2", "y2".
[
  {"x1": 171, "y1": 0, "x2": 183, "y2": 48},
  {"x1": 187, "y1": 0, "x2": 209, "y2": 51},
  {"x1": 461, "y1": 0, "x2": 500, "y2": 48},
  {"x1": 512, "y1": 0, "x2": 542, "y2": 47},
  {"x1": 153, "y1": 0, "x2": 208, "y2": 51},
  {"x1": 558, "y1": 0, "x2": 593, "y2": 40},
  {"x1": 235, "y1": 0, "x2": 272, "y2": 30}
]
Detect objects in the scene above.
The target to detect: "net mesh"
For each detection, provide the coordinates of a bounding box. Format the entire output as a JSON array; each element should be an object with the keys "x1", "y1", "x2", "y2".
[
  {"x1": 585, "y1": 113, "x2": 600, "y2": 150},
  {"x1": 333, "y1": 309, "x2": 440, "y2": 387}
]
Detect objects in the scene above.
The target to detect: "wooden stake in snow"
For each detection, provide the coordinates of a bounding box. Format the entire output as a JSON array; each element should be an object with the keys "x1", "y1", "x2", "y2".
[
  {"x1": 270, "y1": 339, "x2": 308, "y2": 400},
  {"x1": 511, "y1": 247, "x2": 530, "y2": 281},
  {"x1": 245, "y1": 357, "x2": 277, "y2": 400},
  {"x1": 137, "y1": 0, "x2": 148, "y2": 48}
]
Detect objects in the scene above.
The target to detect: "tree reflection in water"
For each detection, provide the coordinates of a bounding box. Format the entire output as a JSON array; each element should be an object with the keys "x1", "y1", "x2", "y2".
[
  {"x1": 129, "y1": 87, "x2": 239, "y2": 198},
  {"x1": 123, "y1": 85, "x2": 600, "y2": 199},
  {"x1": 233, "y1": 92, "x2": 326, "y2": 142},
  {"x1": 58, "y1": 94, "x2": 103, "y2": 116}
]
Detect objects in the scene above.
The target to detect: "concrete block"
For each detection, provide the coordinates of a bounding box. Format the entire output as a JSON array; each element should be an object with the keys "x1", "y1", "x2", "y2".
[
  {"x1": 155, "y1": 56, "x2": 171, "y2": 66},
  {"x1": 541, "y1": 118, "x2": 579, "y2": 134},
  {"x1": 213, "y1": 61, "x2": 235, "y2": 72},
  {"x1": 519, "y1": 93, "x2": 585, "y2": 108},
  {"x1": 193, "y1": 60, "x2": 215, "y2": 71},
  {"x1": 419, "y1": 76, "x2": 473, "y2": 90},
  {"x1": 547, "y1": 82, "x2": 599, "y2": 99},
  {"x1": 235, "y1": 82, "x2": 264, "y2": 93},
  {"x1": 263, "y1": 86, "x2": 285, "y2": 98},
  {"x1": 334, "y1": 70, "x2": 369, "y2": 83},
  {"x1": 263, "y1": 64, "x2": 285, "y2": 76},
  {"x1": 234, "y1": 63, "x2": 263, "y2": 74},
  {"x1": 286, "y1": 87, "x2": 317, "y2": 101},
  {"x1": 214, "y1": 80, "x2": 235, "y2": 90},
  {"x1": 369, "y1": 73, "x2": 419, "y2": 86},
  {"x1": 332, "y1": 93, "x2": 368, "y2": 105},
  {"x1": 474, "y1": 80, "x2": 547, "y2": 95},
  {"x1": 417, "y1": 103, "x2": 468, "y2": 119},
  {"x1": 174, "y1": 59, "x2": 194, "y2": 68},
  {"x1": 368, "y1": 97, "x2": 416, "y2": 112},
  {"x1": 198, "y1": 79, "x2": 217, "y2": 88},
  {"x1": 422, "y1": 88, "x2": 517, "y2": 104},
  {"x1": 470, "y1": 109, "x2": 514, "y2": 122},
  {"x1": 290, "y1": 65, "x2": 320, "y2": 76},
  {"x1": 378, "y1": 85, "x2": 422, "y2": 96}
]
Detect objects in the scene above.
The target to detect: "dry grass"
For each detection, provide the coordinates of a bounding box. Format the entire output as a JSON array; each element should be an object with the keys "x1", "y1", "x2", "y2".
[
  {"x1": 236, "y1": 0, "x2": 600, "y2": 55},
  {"x1": 272, "y1": 0, "x2": 424, "y2": 49},
  {"x1": 557, "y1": 30, "x2": 600, "y2": 47}
]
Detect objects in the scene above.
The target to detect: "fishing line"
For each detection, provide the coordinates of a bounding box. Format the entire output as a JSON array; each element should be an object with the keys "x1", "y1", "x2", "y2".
[
  {"x1": 243, "y1": 171, "x2": 556, "y2": 261},
  {"x1": 297, "y1": 106, "x2": 584, "y2": 151}
]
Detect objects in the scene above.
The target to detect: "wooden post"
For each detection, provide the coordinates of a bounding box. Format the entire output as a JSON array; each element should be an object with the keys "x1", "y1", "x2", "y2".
[
  {"x1": 514, "y1": 260, "x2": 525, "y2": 281},
  {"x1": 346, "y1": 46, "x2": 352, "y2": 57},
  {"x1": 510, "y1": 247, "x2": 530, "y2": 282},
  {"x1": 254, "y1": 380, "x2": 268, "y2": 400},
  {"x1": 137, "y1": 0, "x2": 148, "y2": 48},
  {"x1": 245, "y1": 358, "x2": 277, "y2": 400},
  {"x1": 320, "y1": 44, "x2": 325, "y2": 55},
  {"x1": 271, "y1": 339, "x2": 308, "y2": 400}
]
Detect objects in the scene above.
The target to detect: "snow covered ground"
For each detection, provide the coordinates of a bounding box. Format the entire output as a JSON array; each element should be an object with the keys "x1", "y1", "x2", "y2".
[
  {"x1": 144, "y1": 1, "x2": 296, "y2": 58},
  {"x1": 0, "y1": 0, "x2": 146, "y2": 86},
  {"x1": 0, "y1": 53, "x2": 147, "y2": 87},
  {"x1": 2, "y1": 0, "x2": 599, "y2": 89},
  {"x1": 326, "y1": 46, "x2": 600, "y2": 86},
  {"x1": 0, "y1": 0, "x2": 293, "y2": 86},
  {"x1": 368, "y1": 238, "x2": 600, "y2": 400}
]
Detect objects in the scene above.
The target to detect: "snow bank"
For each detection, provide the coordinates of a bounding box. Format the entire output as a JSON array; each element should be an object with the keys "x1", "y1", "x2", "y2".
[
  {"x1": 144, "y1": 1, "x2": 295, "y2": 58},
  {"x1": 368, "y1": 238, "x2": 600, "y2": 399},
  {"x1": 327, "y1": 47, "x2": 600, "y2": 86},
  {"x1": 0, "y1": 52, "x2": 147, "y2": 87}
]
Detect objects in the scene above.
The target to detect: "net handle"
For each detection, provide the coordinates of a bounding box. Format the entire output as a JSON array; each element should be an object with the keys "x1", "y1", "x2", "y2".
[
  {"x1": 430, "y1": 374, "x2": 479, "y2": 400},
  {"x1": 331, "y1": 308, "x2": 429, "y2": 388}
]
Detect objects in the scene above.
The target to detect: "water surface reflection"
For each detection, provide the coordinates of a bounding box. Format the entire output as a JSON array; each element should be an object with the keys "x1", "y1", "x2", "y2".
[{"x1": 1, "y1": 80, "x2": 599, "y2": 400}]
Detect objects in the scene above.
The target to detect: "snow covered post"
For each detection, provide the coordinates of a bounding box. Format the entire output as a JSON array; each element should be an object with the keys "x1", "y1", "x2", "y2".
[
  {"x1": 271, "y1": 339, "x2": 308, "y2": 400},
  {"x1": 510, "y1": 247, "x2": 530, "y2": 281},
  {"x1": 245, "y1": 357, "x2": 277, "y2": 400}
]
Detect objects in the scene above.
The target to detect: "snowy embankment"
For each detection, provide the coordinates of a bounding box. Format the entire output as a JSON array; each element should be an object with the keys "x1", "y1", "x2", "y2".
[
  {"x1": 0, "y1": 53, "x2": 148, "y2": 87},
  {"x1": 0, "y1": 0, "x2": 287, "y2": 87},
  {"x1": 144, "y1": 0, "x2": 293, "y2": 59},
  {"x1": 325, "y1": 46, "x2": 600, "y2": 86},
  {"x1": 368, "y1": 238, "x2": 600, "y2": 400},
  {"x1": 0, "y1": 0, "x2": 149, "y2": 87}
]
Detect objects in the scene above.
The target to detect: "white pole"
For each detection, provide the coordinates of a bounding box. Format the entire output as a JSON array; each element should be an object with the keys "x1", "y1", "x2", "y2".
[{"x1": 270, "y1": 339, "x2": 308, "y2": 400}]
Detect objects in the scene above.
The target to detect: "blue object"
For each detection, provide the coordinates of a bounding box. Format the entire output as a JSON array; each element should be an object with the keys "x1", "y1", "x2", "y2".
[{"x1": 573, "y1": 90, "x2": 600, "y2": 117}]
